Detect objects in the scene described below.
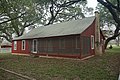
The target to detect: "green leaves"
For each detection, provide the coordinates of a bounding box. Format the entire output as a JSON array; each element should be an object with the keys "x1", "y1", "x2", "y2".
[
  {"x1": 97, "y1": 3, "x2": 115, "y2": 27},
  {"x1": 35, "y1": 0, "x2": 91, "y2": 25},
  {"x1": 0, "y1": 0, "x2": 38, "y2": 42},
  {"x1": 97, "y1": 0, "x2": 120, "y2": 48},
  {"x1": 0, "y1": 0, "x2": 93, "y2": 42}
]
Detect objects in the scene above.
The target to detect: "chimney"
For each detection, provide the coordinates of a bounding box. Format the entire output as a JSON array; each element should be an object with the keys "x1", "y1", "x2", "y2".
[{"x1": 94, "y1": 11, "x2": 102, "y2": 55}]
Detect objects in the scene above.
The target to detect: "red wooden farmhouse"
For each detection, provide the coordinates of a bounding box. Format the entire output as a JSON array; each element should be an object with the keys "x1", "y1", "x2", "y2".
[{"x1": 12, "y1": 12, "x2": 105, "y2": 59}]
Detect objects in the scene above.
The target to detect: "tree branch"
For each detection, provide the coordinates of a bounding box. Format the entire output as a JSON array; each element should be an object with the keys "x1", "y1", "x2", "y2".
[
  {"x1": 105, "y1": 0, "x2": 120, "y2": 12},
  {"x1": 0, "y1": 12, "x2": 26, "y2": 25},
  {"x1": 97, "y1": 0, "x2": 120, "y2": 25},
  {"x1": 19, "y1": 18, "x2": 41, "y2": 36},
  {"x1": 46, "y1": 0, "x2": 85, "y2": 25},
  {"x1": 0, "y1": 35, "x2": 12, "y2": 42},
  {"x1": 56, "y1": 0, "x2": 85, "y2": 8},
  {"x1": 117, "y1": 0, "x2": 120, "y2": 9},
  {"x1": 105, "y1": 0, "x2": 118, "y2": 10}
]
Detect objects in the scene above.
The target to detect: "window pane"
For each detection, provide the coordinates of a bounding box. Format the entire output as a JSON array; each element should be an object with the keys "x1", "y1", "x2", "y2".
[
  {"x1": 34, "y1": 40, "x2": 36, "y2": 51},
  {"x1": 14, "y1": 41, "x2": 17, "y2": 50},
  {"x1": 33, "y1": 39, "x2": 37, "y2": 52},
  {"x1": 22, "y1": 40, "x2": 25, "y2": 50},
  {"x1": 91, "y1": 35, "x2": 94, "y2": 49}
]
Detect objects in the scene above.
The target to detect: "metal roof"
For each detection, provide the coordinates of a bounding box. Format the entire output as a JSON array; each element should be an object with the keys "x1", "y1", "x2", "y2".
[{"x1": 13, "y1": 16, "x2": 95, "y2": 40}]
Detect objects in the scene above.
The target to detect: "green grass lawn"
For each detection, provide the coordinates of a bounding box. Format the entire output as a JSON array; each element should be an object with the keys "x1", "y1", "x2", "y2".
[
  {"x1": 0, "y1": 69, "x2": 27, "y2": 80},
  {"x1": 0, "y1": 46, "x2": 120, "y2": 80}
]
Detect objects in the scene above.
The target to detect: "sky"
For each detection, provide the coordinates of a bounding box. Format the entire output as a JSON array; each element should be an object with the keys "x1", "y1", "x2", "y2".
[
  {"x1": 87, "y1": 0, "x2": 98, "y2": 10},
  {"x1": 87, "y1": 0, "x2": 116, "y2": 31},
  {"x1": 85, "y1": 0, "x2": 98, "y2": 16}
]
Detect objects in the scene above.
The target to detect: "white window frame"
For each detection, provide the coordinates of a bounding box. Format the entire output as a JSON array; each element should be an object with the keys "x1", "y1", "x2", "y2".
[
  {"x1": 91, "y1": 35, "x2": 94, "y2": 49},
  {"x1": 22, "y1": 40, "x2": 25, "y2": 50},
  {"x1": 32, "y1": 39, "x2": 37, "y2": 53},
  {"x1": 14, "y1": 41, "x2": 17, "y2": 50}
]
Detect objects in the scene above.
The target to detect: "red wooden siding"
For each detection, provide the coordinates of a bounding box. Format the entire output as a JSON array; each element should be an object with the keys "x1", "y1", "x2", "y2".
[
  {"x1": 12, "y1": 35, "x2": 81, "y2": 58},
  {"x1": 12, "y1": 40, "x2": 30, "y2": 54},
  {"x1": 80, "y1": 20, "x2": 96, "y2": 58}
]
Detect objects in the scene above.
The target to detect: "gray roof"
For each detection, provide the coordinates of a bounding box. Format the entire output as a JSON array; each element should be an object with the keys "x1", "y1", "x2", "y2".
[
  {"x1": 13, "y1": 16, "x2": 95, "y2": 40},
  {"x1": 1, "y1": 40, "x2": 12, "y2": 46}
]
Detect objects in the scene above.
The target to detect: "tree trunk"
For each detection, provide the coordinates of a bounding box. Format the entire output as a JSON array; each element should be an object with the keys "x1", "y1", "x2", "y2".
[
  {"x1": 117, "y1": 36, "x2": 120, "y2": 46},
  {"x1": 105, "y1": 36, "x2": 116, "y2": 49}
]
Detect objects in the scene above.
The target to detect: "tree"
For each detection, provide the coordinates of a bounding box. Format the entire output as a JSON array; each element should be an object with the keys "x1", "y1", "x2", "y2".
[
  {"x1": 0, "y1": 0, "x2": 38, "y2": 42},
  {"x1": 33, "y1": 0, "x2": 93, "y2": 26},
  {"x1": 96, "y1": 3, "x2": 115, "y2": 28},
  {"x1": 0, "y1": 0, "x2": 93, "y2": 42},
  {"x1": 97, "y1": 0, "x2": 120, "y2": 48},
  {"x1": 97, "y1": 3, "x2": 120, "y2": 46}
]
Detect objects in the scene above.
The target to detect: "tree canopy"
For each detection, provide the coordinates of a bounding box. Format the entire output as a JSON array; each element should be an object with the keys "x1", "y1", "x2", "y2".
[
  {"x1": 97, "y1": 0, "x2": 120, "y2": 48},
  {"x1": 33, "y1": 0, "x2": 93, "y2": 26},
  {"x1": 97, "y1": 3, "x2": 116, "y2": 28},
  {"x1": 0, "y1": 0, "x2": 38, "y2": 42},
  {"x1": 0, "y1": 0, "x2": 93, "y2": 42}
]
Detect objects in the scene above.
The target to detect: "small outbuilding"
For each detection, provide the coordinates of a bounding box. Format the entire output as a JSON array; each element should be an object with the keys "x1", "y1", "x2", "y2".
[
  {"x1": 0, "y1": 40, "x2": 12, "y2": 53},
  {"x1": 12, "y1": 12, "x2": 105, "y2": 59}
]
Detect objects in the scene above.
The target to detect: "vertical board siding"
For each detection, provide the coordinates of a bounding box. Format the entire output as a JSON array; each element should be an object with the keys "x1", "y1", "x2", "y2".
[
  {"x1": 81, "y1": 20, "x2": 96, "y2": 56},
  {"x1": 12, "y1": 40, "x2": 30, "y2": 54}
]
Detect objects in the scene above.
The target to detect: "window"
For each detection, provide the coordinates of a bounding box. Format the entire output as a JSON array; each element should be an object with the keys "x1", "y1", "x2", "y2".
[
  {"x1": 59, "y1": 38, "x2": 65, "y2": 49},
  {"x1": 22, "y1": 40, "x2": 25, "y2": 50},
  {"x1": 91, "y1": 35, "x2": 94, "y2": 49},
  {"x1": 14, "y1": 41, "x2": 17, "y2": 50},
  {"x1": 33, "y1": 39, "x2": 37, "y2": 53},
  {"x1": 76, "y1": 36, "x2": 80, "y2": 49}
]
